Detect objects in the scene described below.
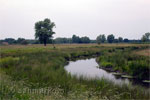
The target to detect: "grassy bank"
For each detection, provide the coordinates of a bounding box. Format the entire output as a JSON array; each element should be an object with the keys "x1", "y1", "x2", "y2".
[
  {"x1": 0, "y1": 44, "x2": 150, "y2": 99},
  {"x1": 97, "y1": 46, "x2": 150, "y2": 80}
]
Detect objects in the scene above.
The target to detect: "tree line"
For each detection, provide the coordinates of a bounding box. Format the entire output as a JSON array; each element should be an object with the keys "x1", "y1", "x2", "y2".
[
  {"x1": 0, "y1": 33, "x2": 149, "y2": 45},
  {"x1": 0, "y1": 18, "x2": 149, "y2": 45}
]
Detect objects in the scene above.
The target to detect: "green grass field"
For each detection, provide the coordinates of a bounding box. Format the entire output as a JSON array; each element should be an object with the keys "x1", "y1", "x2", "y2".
[{"x1": 0, "y1": 43, "x2": 150, "y2": 100}]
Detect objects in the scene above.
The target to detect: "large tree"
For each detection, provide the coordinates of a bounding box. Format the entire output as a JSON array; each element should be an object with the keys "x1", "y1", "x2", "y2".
[
  {"x1": 96, "y1": 34, "x2": 106, "y2": 44},
  {"x1": 107, "y1": 34, "x2": 115, "y2": 43},
  {"x1": 35, "y1": 18, "x2": 55, "y2": 46}
]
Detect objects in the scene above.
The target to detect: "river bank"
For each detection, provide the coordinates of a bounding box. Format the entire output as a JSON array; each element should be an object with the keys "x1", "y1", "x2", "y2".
[{"x1": 96, "y1": 46, "x2": 150, "y2": 80}]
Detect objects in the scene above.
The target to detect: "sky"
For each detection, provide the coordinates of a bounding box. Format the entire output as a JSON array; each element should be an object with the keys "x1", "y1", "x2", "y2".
[{"x1": 0, "y1": 0, "x2": 150, "y2": 40}]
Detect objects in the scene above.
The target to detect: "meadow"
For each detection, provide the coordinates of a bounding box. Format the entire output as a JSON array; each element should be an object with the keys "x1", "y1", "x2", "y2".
[{"x1": 0, "y1": 43, "x2": 150, "y2": 100}]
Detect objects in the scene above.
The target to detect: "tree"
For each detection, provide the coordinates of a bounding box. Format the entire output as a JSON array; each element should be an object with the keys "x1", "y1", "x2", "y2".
[
  {"x1": 141, "y1": 32, "x2": 150, "y2": 42},
  {"x1": 72, "y1": 35, "x2": 81, "y2": 43},
  {"x1": 21, "y1": 40, "x2": 28, "y2": 45},
  {"x1": 96, "y1": 34, "x2": 106, "y2": 44},
  {"x1": 107, "y1": 34, "x2": 115, "y2": 43},
  {"x1": 54, "y1": 38, "x2": 72, "y2": 44},
  {"x1": 35, "y1": 18, "x2": 56, "y2": 46},
  {"x1": 124, "y1": 38, "x2": 129, "y2": 43},
  {"x1": 17, "y1": 38, "x2": 25, "y2": 44},
  {"x1": 4, "y1": 38, "x2": 16, "y2": 44},
  {"x1": 118, "y1": 37, "x2": 123, "y2": 42},
  {"x1": 80, "y1": 36, "x2": 90, "y2": 43},
  {"x1": 114, "y1": 39, "x2": 119, "y2": 43}
]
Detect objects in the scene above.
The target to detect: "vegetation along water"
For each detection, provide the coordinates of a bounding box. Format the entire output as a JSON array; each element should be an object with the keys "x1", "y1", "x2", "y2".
[{"x1": 0, "y1": 44, "x2": 150, "y2": 100}]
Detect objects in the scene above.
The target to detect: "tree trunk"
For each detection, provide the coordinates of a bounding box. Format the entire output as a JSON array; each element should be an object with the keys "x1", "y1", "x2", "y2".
[
  {"x1": 44, "y1": 39, "x2": 47, "y2": 46},
  {"x1": 52, "y1": 39, "x2": 55, "y2": 48}
]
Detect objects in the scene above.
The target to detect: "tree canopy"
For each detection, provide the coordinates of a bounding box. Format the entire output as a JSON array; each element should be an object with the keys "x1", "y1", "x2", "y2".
[
  {"x1": 141, "y1": 32, "x2": 150, "y2": 42},
  {"x1": 107, "y1": 34, "x2": 115, "y2": 43},
  {"x1": 35, "y1": 18, "x2": 55, "y2": 46},
  {"x1": 96, "y1": 34, "x2": 106, "y2": 44},
  {"x1": 118, "y1": 37, "x2": 123, "y2": 42},
  {"x1": 72, "y1": 35, "x2": 81, "y2": 43},
  {"x1": 80, "y1": 36, "x2": 90, "y2": 43}
]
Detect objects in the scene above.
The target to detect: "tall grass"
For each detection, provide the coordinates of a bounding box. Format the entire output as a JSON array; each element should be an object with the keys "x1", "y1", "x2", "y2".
[
  {"x1": 0, "y1": 44, "x2": 149, "y2": 99},
  {"x1": 97, "y1": 46, "x2": 150, "y2": 80}
]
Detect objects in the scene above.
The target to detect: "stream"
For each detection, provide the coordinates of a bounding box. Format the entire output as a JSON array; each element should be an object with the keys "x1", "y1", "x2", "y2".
[{"x1": 65, "y1": 58, "x2": 149, "y2": 87}]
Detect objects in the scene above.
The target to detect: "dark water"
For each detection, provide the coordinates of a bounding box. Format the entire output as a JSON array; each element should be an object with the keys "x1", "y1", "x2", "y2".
[{"x1": 65, "y1": 58, "x2": 150, "y2": 87}]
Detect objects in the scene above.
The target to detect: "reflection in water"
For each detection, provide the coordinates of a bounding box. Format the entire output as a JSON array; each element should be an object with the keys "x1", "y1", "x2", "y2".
[{"x1": 65, "y1": 58, "x2": 129, "y2": 85}]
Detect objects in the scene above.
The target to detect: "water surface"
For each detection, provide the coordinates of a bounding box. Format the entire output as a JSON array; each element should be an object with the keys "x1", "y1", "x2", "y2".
[{"x1": 65, "y1": 58, "x2": 129, "y2": 85}]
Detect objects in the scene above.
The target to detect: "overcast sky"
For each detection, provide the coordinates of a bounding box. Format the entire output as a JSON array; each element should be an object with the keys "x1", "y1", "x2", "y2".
[{"x1": 0, "y1": 0, "x2": 150, "y2": 40}]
